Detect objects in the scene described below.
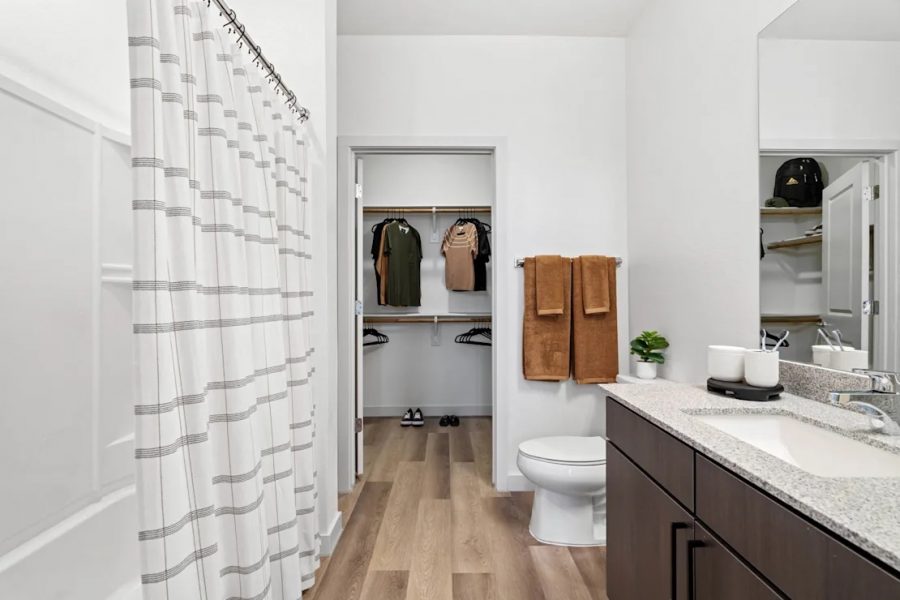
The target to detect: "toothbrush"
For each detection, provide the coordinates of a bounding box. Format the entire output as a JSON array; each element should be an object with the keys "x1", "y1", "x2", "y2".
[
  {"x1": 832, "y1": 329, "x2": 845, "y2": 351},
  {"x1": 772, "y1": 330, "x2": 789, "y2": 352}
]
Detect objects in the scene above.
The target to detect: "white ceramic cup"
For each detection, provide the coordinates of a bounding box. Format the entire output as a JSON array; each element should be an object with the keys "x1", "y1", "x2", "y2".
[
  {"x1": 744, "y1": 350, "x2": 780, "y2": 388},
  {"x1": 829, "y1": 349, "x2": 868, "y2": 372},
  {"x1": 811, "y1": 345, "x2": 856, "y2": 369},
  {"x1": 811, "y1": 345, "x2": 833, "y2": 368},
  {"x1": 707, "y1": 345, "x2": 746, "y2": 382}
]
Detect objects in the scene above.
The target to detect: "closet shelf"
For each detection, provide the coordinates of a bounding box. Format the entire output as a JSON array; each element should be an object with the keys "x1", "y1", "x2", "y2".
[
  {"x1": 760, "y1": 314, "x2": 822, "y2": 324},
  {"x1": 767, "y1": 234, "x2": 822, "y2": 250},
  {"x1": 363, "y1": 205, "x2": 491, "y2": 214},
  {"x1": 760, "y1": 207, "x2": 822, "y2": 217},
  {"x1": 364, "y1": 314, "x2": 491, "y2": 324}
]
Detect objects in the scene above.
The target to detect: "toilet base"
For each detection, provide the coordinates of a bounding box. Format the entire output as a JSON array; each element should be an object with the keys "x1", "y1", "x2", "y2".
[{"x1": 528, "y1": 487, "x2": 606, "y2": 547}]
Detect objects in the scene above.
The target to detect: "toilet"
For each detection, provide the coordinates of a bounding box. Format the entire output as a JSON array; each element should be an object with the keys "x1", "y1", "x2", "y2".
[{"x1": 517, "y1": 436, "x2": 607, "y2": 547}]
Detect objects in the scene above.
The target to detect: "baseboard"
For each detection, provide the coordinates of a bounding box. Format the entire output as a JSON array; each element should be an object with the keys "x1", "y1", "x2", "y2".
[
  {"x1": 319, "y1": 512, "x2": 343, "y2": 557},
  {"x1": 363, "y1": 405, "x2": 492, "y2": 418},
  {"x1": 505, "y1": 472, "x2": 535, "y2": 492}
]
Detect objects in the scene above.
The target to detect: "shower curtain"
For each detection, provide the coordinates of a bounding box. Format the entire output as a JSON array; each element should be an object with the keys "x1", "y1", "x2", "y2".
[{"x1": 127, "y1": 1, "x2": 319, "y2": 598}]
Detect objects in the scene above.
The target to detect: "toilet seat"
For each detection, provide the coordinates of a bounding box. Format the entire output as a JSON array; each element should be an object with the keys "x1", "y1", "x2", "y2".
[{"x1": 518, "y1": 436, "x2": 606, "y2": 466}]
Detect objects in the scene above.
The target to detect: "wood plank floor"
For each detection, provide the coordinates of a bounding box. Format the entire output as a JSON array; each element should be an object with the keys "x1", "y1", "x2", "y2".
[{"x1": 305, "y1": 417, "x2": 608, "y2": 600}]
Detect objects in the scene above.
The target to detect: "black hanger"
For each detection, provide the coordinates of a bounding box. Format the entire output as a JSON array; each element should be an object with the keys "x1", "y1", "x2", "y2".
[
  {"x1": 455, "y1": 325, "x2": 492, "y2": 347},
  {"x1": 363, "y1": 328, "x2": 390, "y2": 346},
  {"x1": 760, "y1": 329, "x2": 790, "y2": 350}
]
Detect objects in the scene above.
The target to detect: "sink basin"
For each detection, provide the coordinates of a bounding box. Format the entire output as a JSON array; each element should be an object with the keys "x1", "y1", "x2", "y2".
[{"x1": 694, "y1": 414, "x2": 900, "y2": 478}]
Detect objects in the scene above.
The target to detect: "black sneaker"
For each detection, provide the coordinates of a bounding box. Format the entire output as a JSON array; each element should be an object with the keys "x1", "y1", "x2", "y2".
[
  {"x1": 412, "y1": 408, "x2": 425, "y2": 427},
  {"x1": 439, "y1": 415, "x2": 451, "y2": 427},
  {"x1": 449, "y1": 415, "x2": 460, "y2": 427},
  {"x1": 401, "y1": 408, "x2": 414, "y2": 427}
]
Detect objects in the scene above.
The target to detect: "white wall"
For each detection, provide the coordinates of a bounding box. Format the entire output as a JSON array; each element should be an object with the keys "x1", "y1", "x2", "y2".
[
  {"x1": 338, "y1": 35, "x2": 628, "y2": 489},
  {"x1": 625, "y1": 0, "x2": 797, "y2": 383},
  {"x1": 760, "y1": 39, "x2": 900, "y2": 143},
  {"x1": 230, "y1": 0, "x2": 341, "y2": 550},
  {"x1": 0, "y1": 1, "x2": 130, "y2": 134},
  {"x1": 0, "y1": 77, "x2": 137, "y2": 598}
]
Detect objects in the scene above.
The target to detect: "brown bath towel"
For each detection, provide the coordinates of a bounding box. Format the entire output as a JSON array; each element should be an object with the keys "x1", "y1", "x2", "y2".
[
  {"x1": 535, "y1": 255, "x2": 566, "y2": 316},
  {"x1": 572, "y1": 256, "x2": 619, "y2": 384},
  {"x1": 523, "y1": 257, "x2": 571, "y2": 381},
  {"x1": 581, "y1": 255, "x2": 610, "y2": 314}
]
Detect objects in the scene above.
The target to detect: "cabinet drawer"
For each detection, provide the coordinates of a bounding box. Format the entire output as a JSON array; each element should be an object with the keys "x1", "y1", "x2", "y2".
[
  {"x1": 696, "y1": 455, "x2": 829, "y2": 599},
  {"x1": 607, "y1": 398, "x2": 694, "y2": 509},
  {"x1": 693, "y1": 523, "x2": 783, "y2": 600}
]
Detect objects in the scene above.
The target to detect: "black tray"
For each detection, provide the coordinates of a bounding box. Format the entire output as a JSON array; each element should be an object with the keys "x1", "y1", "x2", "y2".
[{"x1": 707, "y1": 378, "x2": 783, "y2": 402}]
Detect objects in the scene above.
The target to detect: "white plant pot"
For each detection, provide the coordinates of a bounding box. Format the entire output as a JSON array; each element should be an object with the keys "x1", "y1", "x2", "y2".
[{"x1": 634, "y1": 361, "x2": 658, "y2": 380}]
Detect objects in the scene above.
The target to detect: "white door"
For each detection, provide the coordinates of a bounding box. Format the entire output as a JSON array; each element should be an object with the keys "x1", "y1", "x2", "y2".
[
  {"x1": 822, "y1": 161, "x2": 872, "y2": 351},
  {"x1": 354, "y1": 156, "x2": 365, "y2": 474}
]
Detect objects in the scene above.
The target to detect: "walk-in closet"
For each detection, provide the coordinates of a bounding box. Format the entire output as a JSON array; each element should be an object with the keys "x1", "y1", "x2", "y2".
[
  {"x1": 361, "y1": 152, "x2": 493, "y2": 415},
  {"x1": 337, "y1": 142, "x2": 501, "y2": 490}
]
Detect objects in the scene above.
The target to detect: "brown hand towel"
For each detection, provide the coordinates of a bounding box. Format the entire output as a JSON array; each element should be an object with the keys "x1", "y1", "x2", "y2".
[
  {"x1": 581, "y1": 255, "x2": 610, "y2": 314},
  {"x1": 572, "y1": 256, "x2": 619, "y2": 384},
  {"x1": 535, "y1": 255, "x2": 566, "y2": 316},
  {"x1": 523, "y1": 257, "x2": 571, "y2": 381}
]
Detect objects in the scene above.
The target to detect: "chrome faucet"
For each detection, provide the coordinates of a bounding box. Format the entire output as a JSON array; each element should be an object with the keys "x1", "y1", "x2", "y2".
[
  {"x1": 852, "y1": 369, "x2": 900, "y2": 393},
  {"x1": 828, "y1": 369, "x2": 900, "y2": 436},
  {"x1": 843, "y1": 401, "x2": 900, "y2": 436}
]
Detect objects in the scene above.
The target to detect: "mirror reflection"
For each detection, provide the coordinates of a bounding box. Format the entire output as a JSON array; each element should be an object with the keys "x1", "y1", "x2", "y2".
[{"x1": 758, "y1": 0, "x2": 900, "y2": 373}]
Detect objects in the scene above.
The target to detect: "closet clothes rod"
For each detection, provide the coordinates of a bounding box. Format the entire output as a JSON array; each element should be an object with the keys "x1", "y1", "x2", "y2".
[
  {"x1": 514, "y1": 257, "x2": 623, "y2": 268},
  {"x1": 363, "y1": 315, "x2": 491, "y2": 324},
  {"x1": 362, "y1": 206, "x2": 492, "y2": 214}
]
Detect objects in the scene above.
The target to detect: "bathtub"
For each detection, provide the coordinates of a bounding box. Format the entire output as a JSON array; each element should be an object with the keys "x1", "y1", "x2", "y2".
[{"x1": 0, "y1": 485, "x2": 140, "y2": 600}]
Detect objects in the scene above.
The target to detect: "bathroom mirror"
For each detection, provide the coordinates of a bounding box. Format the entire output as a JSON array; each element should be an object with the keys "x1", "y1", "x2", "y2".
[{"x1": 758, "y1": 0, "x2": 900, "y2": 373}]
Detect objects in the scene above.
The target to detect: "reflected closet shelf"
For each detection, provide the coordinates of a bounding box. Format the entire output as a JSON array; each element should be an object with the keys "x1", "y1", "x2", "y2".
[
  {"x1": 760, "y1": 314, "x2": 822, "y2": 324},
  {"x1": 766, "y1": 234, "x2": 823, "y2": 250},
  {"x1": 760, "y1": 207, "x2": 822, "y2": 217}
]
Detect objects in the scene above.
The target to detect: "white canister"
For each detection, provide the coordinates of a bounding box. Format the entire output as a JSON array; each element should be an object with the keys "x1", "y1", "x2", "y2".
[
  {"x1": 707, "y1": 345, "x2": 746, "y2": 382},
  {"x1": 744, "y1": 350, "x2": 780, "y2": 388},
  {"x1": 830, "y1": 349, "x2": 868, "y2": 372},
  {"x1": 811, "y1": 345, "x2": 833, "y2": 368}
]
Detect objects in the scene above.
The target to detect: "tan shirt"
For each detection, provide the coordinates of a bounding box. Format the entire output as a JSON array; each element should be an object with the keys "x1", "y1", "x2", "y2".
[{"x1": 441, "y1": 222, "x2": 478, "y2": 291}]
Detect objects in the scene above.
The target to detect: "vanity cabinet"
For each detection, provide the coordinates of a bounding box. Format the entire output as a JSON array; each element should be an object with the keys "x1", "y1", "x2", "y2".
[{"x1": 607, "y1": 397, "x2": 900, "y2": 599}]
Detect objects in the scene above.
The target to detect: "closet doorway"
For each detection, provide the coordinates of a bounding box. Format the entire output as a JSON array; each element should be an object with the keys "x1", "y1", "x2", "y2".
[{"x1": 336, "y1": 137, "x2": 507, "y2": 495}]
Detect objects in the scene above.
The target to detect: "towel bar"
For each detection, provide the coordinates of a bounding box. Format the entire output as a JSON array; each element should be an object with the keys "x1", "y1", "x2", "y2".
[{"x1": 514, "y1": 257, "x2": 622, "y2": 268}]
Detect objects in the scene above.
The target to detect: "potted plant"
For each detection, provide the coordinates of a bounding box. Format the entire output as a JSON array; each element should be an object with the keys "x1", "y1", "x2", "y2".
[{"x1": 630, "y1": 330, "x2": 669, "y2": 380}]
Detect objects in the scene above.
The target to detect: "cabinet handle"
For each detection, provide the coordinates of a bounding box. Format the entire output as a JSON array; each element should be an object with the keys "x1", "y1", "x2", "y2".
[
  {"x1": 670, "y1": 522, "x2": 689, "y2": 600},
  {"x1": 686, "y1": 539, "x2": 704, "y2": 600}
]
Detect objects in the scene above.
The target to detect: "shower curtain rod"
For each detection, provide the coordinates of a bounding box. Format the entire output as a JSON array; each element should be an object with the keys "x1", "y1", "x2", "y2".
[{"x1": 209, "y1": 0, "x2": 310, "y2": 122}]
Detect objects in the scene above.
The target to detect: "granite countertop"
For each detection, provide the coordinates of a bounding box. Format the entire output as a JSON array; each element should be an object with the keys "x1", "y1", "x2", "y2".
[{"x1": 599, "y1": 381, "x2": 900, "y2": 572}]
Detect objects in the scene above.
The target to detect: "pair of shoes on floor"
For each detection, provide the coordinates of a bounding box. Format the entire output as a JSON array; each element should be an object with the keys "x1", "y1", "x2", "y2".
[
  {"x1": 401, "y1": 408, "x2": 425, "y2": 427},
  {"x1": 439, "y1": 415, "x2": 460, "y2": 427}
]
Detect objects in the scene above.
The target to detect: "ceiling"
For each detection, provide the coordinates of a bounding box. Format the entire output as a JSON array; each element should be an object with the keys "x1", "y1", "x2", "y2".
[
  {"x1": 761, "y1": 0, "x2": 900, "y2": 41},
  {"x1": 338, "y1": 0, "x2": 651, "y2": 37}
]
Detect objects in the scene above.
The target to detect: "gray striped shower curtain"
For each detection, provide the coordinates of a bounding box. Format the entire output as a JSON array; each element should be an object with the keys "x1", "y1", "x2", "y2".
[{"x1": 127, "y1": 1, "x2": 319, "y2": 598}]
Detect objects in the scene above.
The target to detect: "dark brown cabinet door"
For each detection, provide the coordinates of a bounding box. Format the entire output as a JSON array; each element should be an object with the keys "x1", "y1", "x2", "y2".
[
  {"x1": 692, "y1": 523, "x2": 783, "y2": 600},
  {"x1": 608, "y1": 443, "x2": 694, "y2": 600}
]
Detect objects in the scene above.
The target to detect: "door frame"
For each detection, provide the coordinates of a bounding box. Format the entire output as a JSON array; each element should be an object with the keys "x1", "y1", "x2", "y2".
[
  {"x1": 760, "y1": 139, "x2": 900, "y2": 371},
  {"x1": 336, "y1": 135, "x2": 508, "y2": 493}
]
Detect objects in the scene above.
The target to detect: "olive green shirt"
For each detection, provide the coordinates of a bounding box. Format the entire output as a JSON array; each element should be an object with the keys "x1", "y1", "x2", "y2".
[{"x1": 383, "y1": 221, "x2": 422, "y2": 307}]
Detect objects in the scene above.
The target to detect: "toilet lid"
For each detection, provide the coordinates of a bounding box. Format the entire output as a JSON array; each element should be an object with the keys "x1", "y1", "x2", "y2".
[{"x1": 519, "y1": 436, "x2": 606, "y2": 466}]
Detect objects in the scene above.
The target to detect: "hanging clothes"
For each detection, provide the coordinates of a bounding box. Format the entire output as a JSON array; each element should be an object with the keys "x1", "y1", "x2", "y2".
[
  {"x1": 383, "y1": 220, "x2": 423, "y2": 306},
  {"x1": 442, "y1": 221, "x2": 479, "y2": 291},
  {"x1": 471, "y1": 219, "x2": 492, "y2": 291},
  {"x1": 371, "y1": 221, "x2": 388, "y2": 304}
]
